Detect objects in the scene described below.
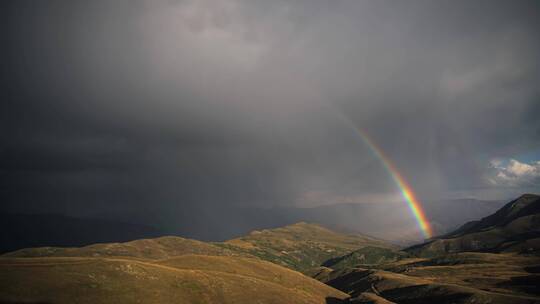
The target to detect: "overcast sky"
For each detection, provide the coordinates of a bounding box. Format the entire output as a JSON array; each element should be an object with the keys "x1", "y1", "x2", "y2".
[{"x1": 2, "y1": 1, "x2": 540, "y2": 222}]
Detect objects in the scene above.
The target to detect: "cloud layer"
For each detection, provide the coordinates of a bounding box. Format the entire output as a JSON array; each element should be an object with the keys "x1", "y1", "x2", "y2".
[{"x1": 1, "y1": 1, "x2": 539, "y2": 236}]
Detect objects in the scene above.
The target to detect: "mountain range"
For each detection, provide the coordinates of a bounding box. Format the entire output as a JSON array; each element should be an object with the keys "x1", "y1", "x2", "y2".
[
  {"x1": 406, "y1": 194, "x2": 540, "y2": 257},
  {"x1": 0, "y1": 213, "x2": 163, "y2": 254},
  {"x1": 318, "y1": 193, "x2": 540, "y2": 303},
  {"x1": 1, "y1": 194, "x2": 539, "y2": 303},
  {"x1": 1, "y1": 198, "x2": 505, "y2": 253}
]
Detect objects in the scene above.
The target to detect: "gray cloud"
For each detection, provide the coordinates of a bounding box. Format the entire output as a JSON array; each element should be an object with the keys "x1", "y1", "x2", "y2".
[{"x1": 1, "y1": 0, "x2": 539, "y2": 237}]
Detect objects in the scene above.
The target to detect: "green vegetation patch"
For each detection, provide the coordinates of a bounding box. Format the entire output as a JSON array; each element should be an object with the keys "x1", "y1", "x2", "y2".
[{"x1": 323, "y1": 246, "x2": 407, "y2": 270}]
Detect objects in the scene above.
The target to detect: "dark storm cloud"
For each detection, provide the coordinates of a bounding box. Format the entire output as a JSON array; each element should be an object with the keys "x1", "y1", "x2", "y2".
[{"x1": 2, "y1": 0, "x2": 539, "y2": 230}]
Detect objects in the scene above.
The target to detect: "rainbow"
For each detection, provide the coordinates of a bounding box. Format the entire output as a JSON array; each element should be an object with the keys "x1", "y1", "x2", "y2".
[{"x1": 337, "y1": 113, "x2": 433, "y2": 239}]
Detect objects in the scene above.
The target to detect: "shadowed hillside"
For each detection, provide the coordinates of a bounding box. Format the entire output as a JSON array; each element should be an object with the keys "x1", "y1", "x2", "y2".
[
  {"x1": 317, "y1": 253, "x2": 540, "y2": 303},
  {"x1": 405, "y1": 194, "x2": 540, "y2": 257},
  {"x1": 322, "y1": 246, "x2": 408, "y2": 270},
  {"x1": 305, "y1": 195, "x2": 540, "y2": 303}
]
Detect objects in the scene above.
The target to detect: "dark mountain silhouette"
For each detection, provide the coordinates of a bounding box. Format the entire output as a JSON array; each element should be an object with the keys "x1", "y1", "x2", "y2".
[
  {"x1": 0, "y1": 213, "x2": 163, "y2": 253},
  {"x1": 318, "y1": 253, "x2": 540, "y2": 304},
  {"x1": 1, "y1": 198, "x2": 505, "y2": 253},
  {"x1": 405, "y1": 194, "x2": 540, "y2": 257},
  {"x1": 93, "y1": 198, "x2": 505, "y2": 243}
]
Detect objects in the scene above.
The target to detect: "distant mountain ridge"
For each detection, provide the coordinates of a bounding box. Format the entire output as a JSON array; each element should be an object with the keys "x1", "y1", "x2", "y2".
[
  {"x1": 405, "y1": 194, "x2": 540, "y2": 257},
  {"x1": 0, "y1": 213, "x2": 163, "y2": 254},
  {"x1": 1, "y1": 198, "x2": 505, "y2": 253},
  {"x1": 444, "y1": 194, "x2": 540, "y2": 238}
]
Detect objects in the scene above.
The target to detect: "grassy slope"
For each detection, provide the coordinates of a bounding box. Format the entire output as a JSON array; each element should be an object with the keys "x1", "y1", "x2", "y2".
[
  {"x1": 3, "y1": 236, "x2": 248, "y2": 259},
  {"x1": 0, "y1": 255, "x2": 348, "y2": 304},
  {"x1": 220, "y1": 222, "x2": 396, "y2": 272},
  {"x1": 1, "y1": 222, "x2": 390, "y2": 303},
  {"x1": 322, "y1": 246, "x2": 407, "y2": 270},
  {"x1": 4, "y1": 222, "x2": 394, "y2": 274},
  {"x1": 3, "y1": 219, "x2": 540, "y2": 303}
]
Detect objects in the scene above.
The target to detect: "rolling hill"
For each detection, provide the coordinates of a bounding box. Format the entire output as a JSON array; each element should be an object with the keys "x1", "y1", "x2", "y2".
[
  {"x1": 0, "y1": 223, "x2": 394, "y2": 303},
  {"x1": 0, "y1": 255, "x2": 348, "y2": 304},
  {"x1": 221, "y1": 222, "x2": 396, "y2": 272},
  {"x1": 0, "y1": 222, "x2": 394, "y2": 303},
  {"x1": 4, "y1": 196, "x2": 540, "y2": 304},
  {"x1": 3, "y1": 222, "x2": 394, "y2": 273},
  {"x1": 3, "y1": 235, "x2": 249, "y2": 259}
]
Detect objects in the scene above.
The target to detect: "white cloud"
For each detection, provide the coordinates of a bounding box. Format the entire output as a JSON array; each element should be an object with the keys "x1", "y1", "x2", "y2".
[
  {"x1": 507, "y1": 159, "x2": 539, "y2": 176},
  {"x1": 487, "y1": 158, "x2": 540, "y2": 186}
]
